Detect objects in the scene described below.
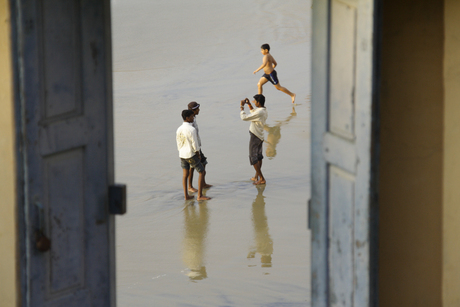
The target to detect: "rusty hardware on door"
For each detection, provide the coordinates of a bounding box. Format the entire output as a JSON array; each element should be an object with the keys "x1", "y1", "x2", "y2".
[
  {"x1": 34, "y1": 202, "x2": 51, "y2": 252},
  {"x1": 35, "y1": 230, "x2": 51, "y2": 252},
  {"x1": 109, "y1": 184, "x2": 127, "y2": 215}
]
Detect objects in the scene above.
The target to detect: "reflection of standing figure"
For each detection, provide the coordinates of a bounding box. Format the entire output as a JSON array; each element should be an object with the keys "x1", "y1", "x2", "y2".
[
  {"x1": 182, "y1": 201, "x2": 209, "y2": 280},
  {"x1": 264, "y1": 106, "x2": 297, "y2": 159},
  {"x1": 247, "y1": 185, "x2": 273, "y2": 267}
]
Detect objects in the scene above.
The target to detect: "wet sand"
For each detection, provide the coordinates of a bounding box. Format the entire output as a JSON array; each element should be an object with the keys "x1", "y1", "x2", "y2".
[{"x1": 112, "y1": 0, "x2": 311, "y2": 306}]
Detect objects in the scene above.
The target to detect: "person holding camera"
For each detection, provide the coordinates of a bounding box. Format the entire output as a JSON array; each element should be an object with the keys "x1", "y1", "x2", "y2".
[{"x1": 240, "y1": 94, "x2": 268, "y2": 185}]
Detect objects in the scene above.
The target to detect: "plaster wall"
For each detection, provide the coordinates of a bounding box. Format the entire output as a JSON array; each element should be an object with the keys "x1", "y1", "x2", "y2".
[
  {"x1": 0, "y1": 1, "x2": 17, "y2": 306},
  {"x1": 442, "y1": 0, "x2": 460, "y2": 305},
  {"x1": 378, "y1": 0, "x2": 444, "y2": 305}
]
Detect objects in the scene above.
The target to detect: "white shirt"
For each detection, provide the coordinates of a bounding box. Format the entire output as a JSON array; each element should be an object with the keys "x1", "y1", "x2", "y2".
[
  {"x1": 176, "y1": 122, "x2": 200, "y2": 159},
  {"x1": 240, "y1": 107, "x2": 268, "y2": 141},
  {"x1": 192, "y1": 118, "x2": 202, "y2": 147}
]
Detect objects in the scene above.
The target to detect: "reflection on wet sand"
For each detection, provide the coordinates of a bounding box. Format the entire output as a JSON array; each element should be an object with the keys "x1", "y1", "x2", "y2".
[
  {"x1": 247, "y1": 185, "x2": 273, "y2": 268},
  {"x1": 264, "y1": 106, "x2": 297, "y2": 159},
  {"x1": 182, "y1": 201, "x2": 209, "y2": 281}
]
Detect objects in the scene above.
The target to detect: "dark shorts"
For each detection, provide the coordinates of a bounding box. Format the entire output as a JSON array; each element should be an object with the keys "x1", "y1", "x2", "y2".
[
  {"x1": 249, "y1": 132, "x2": 264, "y2": 165},
  {"x1": 262, "y1": 70, "x2": 279, "y2": 85},
  {"x1": 180, "y1": 154, "x2": 205, "y2": 173},
  {"x1": 198, "y1": 150, "x2": 208, "y2": 166}
]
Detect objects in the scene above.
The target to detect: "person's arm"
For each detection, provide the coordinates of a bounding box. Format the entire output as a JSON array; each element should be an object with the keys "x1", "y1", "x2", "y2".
[
  {"x1": 240, "y1": 98, "x2": 254, "y2": 112},
  {"x1": 253, "y1": 55, "x2": 268, "y2": 74},
  {"x1": 272, "y1": 57, "x2": 277, "y2": 69},
  {"x1": 240, "y1": 99, "x2": 245, "y2": 112},
  {"x1": 247, "y1": 101, "x2": 255, "y2": 111},
  {"x1": 189, "y1": 129, "x2": 200, "y2": 153},
  {"x1": 241, "y1": 104, "x2": 260, "y2": 121},
  {"x1": 176, "y1": 131, "x2": 184, "y2": 151}
]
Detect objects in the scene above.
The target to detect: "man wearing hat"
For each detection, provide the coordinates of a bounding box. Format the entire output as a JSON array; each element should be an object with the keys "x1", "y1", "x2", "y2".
[{"x1": 187, "y1": 101, "x2": 212, "y2": 192}]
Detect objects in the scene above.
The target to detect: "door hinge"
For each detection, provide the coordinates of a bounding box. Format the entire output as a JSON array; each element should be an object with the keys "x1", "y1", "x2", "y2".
[{"x1": 109, "y1": 184, "x2": 127, "y2": 215}]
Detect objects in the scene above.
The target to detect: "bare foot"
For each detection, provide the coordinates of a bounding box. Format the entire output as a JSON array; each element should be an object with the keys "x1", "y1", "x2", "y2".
[
  {"x1": 188, "y1": 187, "x2": 198, "y2": 193},
  {"x1": 197, "y1": 196, "x2": 211, "y2": 201},
  {"x1": 253, "y1": 180, "x2": 266, "y2": 185},
  {"x1": 204, "y1": 184, "x2": 213, "y2": 189},
  {"x1": 250, "y1": 177, "x2": 258, "y2": 181},
  {"x1": 185, "y1": 195, "x2": 194, "y2": 200},
  {"x1": 291, "y1": 93, "x2": 296, "y2": 104}
]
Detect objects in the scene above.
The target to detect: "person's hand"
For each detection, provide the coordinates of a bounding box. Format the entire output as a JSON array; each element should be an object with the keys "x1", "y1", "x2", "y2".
[
  {"x1": 240, "y1": 99, "x2": 246, "y2": 107},
  {"x1": 253, "y1": 70, "x2": 257, "y2": 74}
]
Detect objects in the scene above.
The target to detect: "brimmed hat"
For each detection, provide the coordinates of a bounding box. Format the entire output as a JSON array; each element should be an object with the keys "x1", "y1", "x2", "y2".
[{"x1": 188, "y1": 101, "x2": 200, "y2": 110}]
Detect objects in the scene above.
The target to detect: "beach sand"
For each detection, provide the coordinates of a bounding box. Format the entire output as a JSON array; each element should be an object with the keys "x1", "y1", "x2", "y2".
[{"x1": 112, "y1": 0, "x2": 311, "y2": 306}]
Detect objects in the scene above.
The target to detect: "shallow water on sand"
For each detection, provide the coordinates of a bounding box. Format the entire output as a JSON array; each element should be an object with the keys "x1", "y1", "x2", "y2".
[{"x1": 113, "y1": 1, "x2": 311, "y2": 306}]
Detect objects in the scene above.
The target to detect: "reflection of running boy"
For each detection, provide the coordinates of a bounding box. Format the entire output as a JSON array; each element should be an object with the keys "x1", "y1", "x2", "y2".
[
  {"x1": 264, "y1": 106, "x2": 297, "y2": 158},
  {"x1": 187, "y1": 101, "x2": 212, "y2": 193},
  {"x1": 176, "y1": 110, "x2": 211, "y2": 201},
  {"x1": 240, "y1": 94, "x2": 268, "y2": 185},
  {"x1": 253, "y1": 43, "x2": 296, "y2": 103}
]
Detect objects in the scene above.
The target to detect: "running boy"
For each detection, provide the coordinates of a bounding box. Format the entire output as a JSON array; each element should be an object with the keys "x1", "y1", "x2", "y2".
[
  {"x1": 240, "y1": 94, "x2": 268, "y2": 185},
  {"x1": 187, "y1": 101, "x2": 212, "y2": 193},
  {"x1": 176, "y1": 110, "x2": 211, "y2": 200},
  {"x1": 253, "y1": 43, "x2": 296, "y2": 103}
]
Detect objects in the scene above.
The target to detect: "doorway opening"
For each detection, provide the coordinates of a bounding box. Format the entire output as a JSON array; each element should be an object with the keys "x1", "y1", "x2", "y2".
[{"x1": 111, "y1": 1, "x2": 312, "y2": 305}]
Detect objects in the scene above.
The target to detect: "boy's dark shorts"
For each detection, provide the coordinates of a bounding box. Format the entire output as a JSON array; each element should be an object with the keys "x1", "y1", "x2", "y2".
[
  {"x1": 262, "y1": 70, "x2": 279, "y2": 85},
  {"x1": 181, "y1": 154, "x2": 205, "y2": 173},
  {"x1": 249, "y1": 132, "x2": 264, "y2": 165},
  {"x1": 198, "y1": 150, "x2": 208, "y2": 166}
]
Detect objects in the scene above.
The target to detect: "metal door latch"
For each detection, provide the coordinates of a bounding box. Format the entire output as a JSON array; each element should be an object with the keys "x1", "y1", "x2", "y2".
[{"x1": 109, "y1": 184, "x2": 127, "y2": 215}]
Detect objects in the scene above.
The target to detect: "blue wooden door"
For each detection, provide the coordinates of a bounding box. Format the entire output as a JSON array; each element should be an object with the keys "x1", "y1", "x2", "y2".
[
  {"x1": 310, "y1": 0, "x2": 378, "y2": 306},
  {"x1": 14, "y1": 0, "x2": 116, "y2": 305}
]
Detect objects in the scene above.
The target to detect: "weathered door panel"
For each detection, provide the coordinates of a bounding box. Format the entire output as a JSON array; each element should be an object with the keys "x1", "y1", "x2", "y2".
[
  {"x1": 329, "y1": 166, "x2": 355, "y2": 307},
  {"x1": 311, "y1": 0, "x2": 377, "y2": 306},
  {"x1": 15, "y1": 0, "x2": 115, "y2": 305}
]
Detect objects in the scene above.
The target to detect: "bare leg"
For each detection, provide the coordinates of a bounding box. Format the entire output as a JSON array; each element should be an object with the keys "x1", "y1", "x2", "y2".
[
  {"x1": 252, "y1": 160, "x2": 266, "y2": 185},
  {"x1": 183, "y1": 169, "x2": 194, "y2": 200},
  {"x1": 251, "y1": 168, "x2": 258, "y2": 181},
  {"x1": 188, "y1": 168, "x2": 198, "y2": 192},
  {"x1": 250, "y1": 159, "x2": 262, "y2": 181},
  {"x1": 258, "y1": 77, "x2": 269, "y2": 95},
  {"x1": 202, "y1": 165, "x2": 213, "y2": 189},
  {"x1": 197, "y1": 171, "x2": 211, "y2": 200},
  {"x1": 274, "y1": 84, "x2": 296, "y2": 103}
]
